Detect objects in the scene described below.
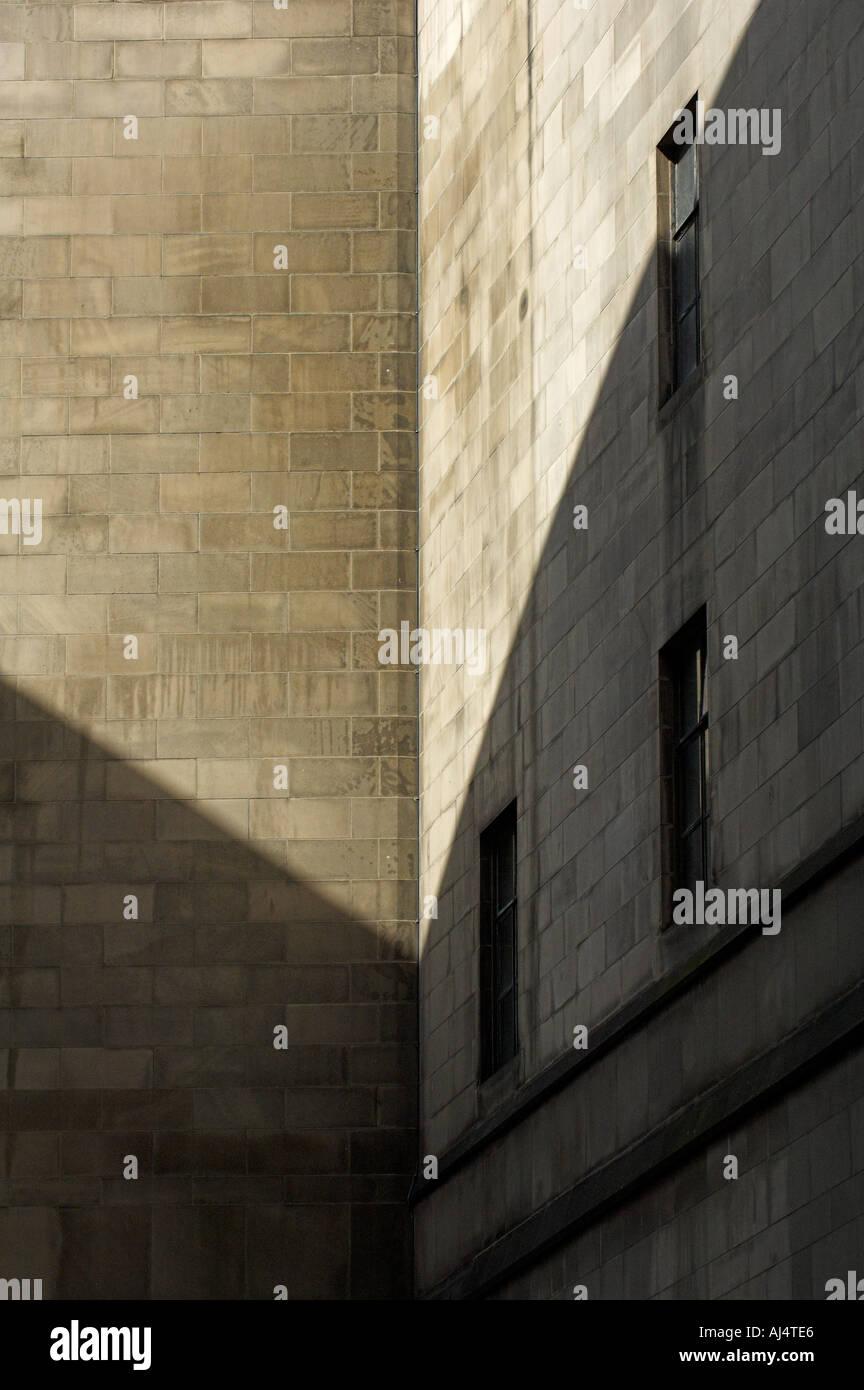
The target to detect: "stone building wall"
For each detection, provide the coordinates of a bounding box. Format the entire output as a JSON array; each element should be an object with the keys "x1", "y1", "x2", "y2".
[
  {"x1": 0, "y1": 0, "x2": 417, "y2": 1299},
  {"x1": 416, "y1": 0, "x2": 864, "y2": 1297}
]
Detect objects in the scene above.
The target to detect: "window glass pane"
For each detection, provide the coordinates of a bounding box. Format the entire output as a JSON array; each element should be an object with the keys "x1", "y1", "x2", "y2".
[
  {"x1": 497, "y1": 993, "x2": 516, "y2": 1062},
  {"x1": 696, "y1": 646, "x2": 707, "y2": 720},
  {"x1": 674, "y1": 141, "x2": 696, "y2": 229},
  {"x1": 677, "y1": 645, "x2": 701, "y2": 733},
  {"x1": 679, "y1": 824, "x2": 704, "y2": 889},
  {"x1": 495, "y1": 906, "x2": 514, "y2": 993},
  {"x1": 480, "y1": 802, "x2": 518, "y2": 1077},
  {"x1": 677, "y1": 736, "x2": 703, "y2": 832},
  {"x1": 663, "y1": 611, "x2": 709, "y2": 916},
  {"x1": 496, "y1": 827, "x2": 515, "y2": 906},
  {"x1": 674, "y1": 305, "x2": 698, "y2": 386},
  {"x1": 673, "y1": 220, "x2": 698, "y2": 317}
]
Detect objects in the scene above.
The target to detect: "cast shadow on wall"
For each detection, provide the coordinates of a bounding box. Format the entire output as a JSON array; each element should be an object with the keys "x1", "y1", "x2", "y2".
[{"x1": 0, "y1": 680, "x2": 416, "y2": 1299}]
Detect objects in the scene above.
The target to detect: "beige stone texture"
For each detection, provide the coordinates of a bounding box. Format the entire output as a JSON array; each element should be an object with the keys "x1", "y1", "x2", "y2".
[{"x1": 0, "y1": 0, "x2": 417, "y2": 1300}]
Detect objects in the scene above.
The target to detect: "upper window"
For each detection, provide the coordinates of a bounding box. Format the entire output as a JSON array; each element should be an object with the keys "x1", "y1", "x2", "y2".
[
  {"x1": 479, "y1": 802, "x2": 518, "y2": 1080},
  {"x1": 659, "y1": 610, "x2": 709, "y2": 922},
  {"x1": 658, "y1": 97, "x2": 701, "y2": 402}
]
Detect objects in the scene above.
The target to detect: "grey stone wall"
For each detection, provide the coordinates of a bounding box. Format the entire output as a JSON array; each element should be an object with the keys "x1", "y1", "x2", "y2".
[
  {"x1": 490, "y1": 1034, "x2": 864, "y2": 1300},
  {"x1": 416, "y1": 0, "x2": 864, "y2": 1297}
]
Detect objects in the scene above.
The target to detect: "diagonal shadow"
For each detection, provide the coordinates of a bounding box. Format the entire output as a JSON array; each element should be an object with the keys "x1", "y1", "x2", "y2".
[
  {"x1": 418, "y1": 0, "x2": 863, "y2": 1290},
  {"x1": 0, "y1": 679, "x2": 415, "y2": 1300}
]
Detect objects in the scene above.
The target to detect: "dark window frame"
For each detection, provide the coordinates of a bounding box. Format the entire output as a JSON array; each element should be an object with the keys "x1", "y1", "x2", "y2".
[
  {"x1": 659, "y1": 609, "x2": 709, "y2": 926},
  {"x1": 479, "y1": 801, "x2": 518, "y2": 1081},
  {"x1": 657, "y1": 96, "x2": 702, "y2": 405}
]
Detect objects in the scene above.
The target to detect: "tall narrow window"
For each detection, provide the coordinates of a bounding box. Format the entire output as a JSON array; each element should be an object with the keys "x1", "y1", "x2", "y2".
[
  {"x1": 658, "y1": 98, "x2": 701, "y2": 401},
  {"x1": 479, "y1": 802, "x2": 517, "y2": 1080},
  {"x1": 660, "y1": 610, "x2": 709, "y2": 923}
]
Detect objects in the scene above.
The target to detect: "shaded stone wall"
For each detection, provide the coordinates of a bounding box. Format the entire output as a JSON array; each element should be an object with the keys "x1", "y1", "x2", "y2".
[
  {"x1": 490, "y1": 1030, "x2": 864, "y2": 1300},
  {"x1": 416, "y1": 0, "x2": 864, "y2": 1297}
]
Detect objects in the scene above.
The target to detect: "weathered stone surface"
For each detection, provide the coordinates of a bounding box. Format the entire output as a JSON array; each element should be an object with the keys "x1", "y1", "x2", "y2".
[{"x1": 1, "y1": 0, "x2": 416, "y2": 1300}]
